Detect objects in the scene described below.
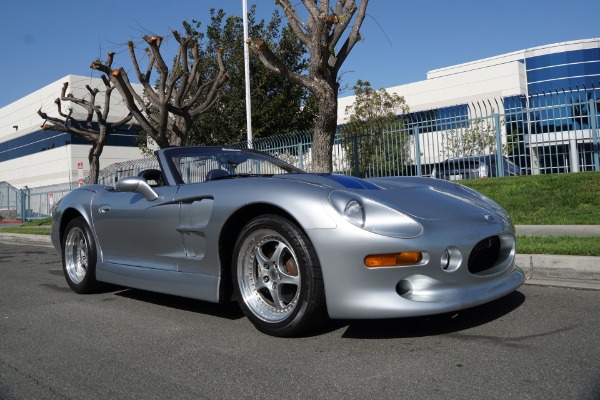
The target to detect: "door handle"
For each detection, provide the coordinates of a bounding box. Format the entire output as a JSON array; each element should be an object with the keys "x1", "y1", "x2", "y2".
[{"x1": 98, "y1": 205, "x2": 112, "y2": 214}]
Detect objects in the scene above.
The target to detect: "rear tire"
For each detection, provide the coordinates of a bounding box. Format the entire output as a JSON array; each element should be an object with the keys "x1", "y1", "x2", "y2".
[
  {"x1": 232, "y1": 215, "x2": 326, "y2": 337},
  {"x1": 62, "y1": 217, "x2": 100, "y2": 294}
]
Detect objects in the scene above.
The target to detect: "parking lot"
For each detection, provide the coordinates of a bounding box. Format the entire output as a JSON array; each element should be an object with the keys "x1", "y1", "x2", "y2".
[{"x1": 1, "y1": 241, "x2": 599, "y2": 400}]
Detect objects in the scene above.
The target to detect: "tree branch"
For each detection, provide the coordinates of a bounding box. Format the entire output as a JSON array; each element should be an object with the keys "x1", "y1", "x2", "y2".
[
  {"x1": 251, "y1": 39, "x2": 315, "y2": 92},
  {"x1": 276, "y1": 0, "x2": 311, "y2": 46},
  {"x1": 333, "y1": 0, "x2": 368, "y2": 73}
]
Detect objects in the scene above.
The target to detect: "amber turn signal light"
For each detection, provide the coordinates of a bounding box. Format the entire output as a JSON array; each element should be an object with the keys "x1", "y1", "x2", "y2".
[{"x1": 364, "y1": 252, "x2": 423, "y2": 268}]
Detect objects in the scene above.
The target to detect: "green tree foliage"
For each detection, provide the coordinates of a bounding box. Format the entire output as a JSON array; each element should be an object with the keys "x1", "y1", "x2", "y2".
[
  {"x1": 440, "y1": 117, "x2": 506, "y2": 159},
  {"x1": 345, "y1": 80, "x2": 409, "y2": 124},
  {"x1": 342, "y1": 80, "x2": 410, "y2": 177},
  {"x1": 183, "y1": 7, "x2": 317, "y2": 145}
]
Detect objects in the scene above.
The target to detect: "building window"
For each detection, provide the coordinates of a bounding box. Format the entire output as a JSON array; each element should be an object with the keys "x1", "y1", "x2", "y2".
[{"x1": 0, "y1": 127, "x2": 141, "y2": 162}]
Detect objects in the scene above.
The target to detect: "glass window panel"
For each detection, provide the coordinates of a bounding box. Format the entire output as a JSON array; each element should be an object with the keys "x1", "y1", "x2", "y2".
[
  {"x1": 527, "y1": 48, "x2": 600, "y2": 70},
  {"x1": 0, "y1": 128, "x2": 139, "y2": 163}
]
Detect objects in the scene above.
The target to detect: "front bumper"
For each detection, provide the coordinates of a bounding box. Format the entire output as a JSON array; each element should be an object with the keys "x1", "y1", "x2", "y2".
[
  {"x1": 325, "y1": 265, "x2": 525, "y2": 319},
  {"x1": 307, "y1": 217, "x2": 525, "y2": 320}
]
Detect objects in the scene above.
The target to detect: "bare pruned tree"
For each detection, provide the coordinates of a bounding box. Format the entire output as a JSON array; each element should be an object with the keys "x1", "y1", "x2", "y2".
[
  {"x1": 249, "y1": 0, "x2": 369, "y2": 172},
  {"x1": 38, "y1": 58, "x2": 133, "y2": 184},
  {"x1": 91, "y1": 30, "x2": 228, "y2": 148}
]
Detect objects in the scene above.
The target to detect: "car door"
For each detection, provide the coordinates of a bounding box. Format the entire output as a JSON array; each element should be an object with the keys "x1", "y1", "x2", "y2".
[{"x1": 91, "y1": 185, "x2": 182, "y2": 271}]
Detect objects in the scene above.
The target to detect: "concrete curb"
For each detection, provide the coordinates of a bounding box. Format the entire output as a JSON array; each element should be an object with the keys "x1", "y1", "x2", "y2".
[
  {"x1": 515, "y1": 254, "x2": 600, "y2": 289},
  {"x1": 0, "y1": 232, "x2": 53, "y2": 246}
]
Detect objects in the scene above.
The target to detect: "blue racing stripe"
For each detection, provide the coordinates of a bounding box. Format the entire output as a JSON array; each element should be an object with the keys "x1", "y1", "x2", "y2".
[{"x1": 317, "y1": 174, "x2": 381, "y2": 190}]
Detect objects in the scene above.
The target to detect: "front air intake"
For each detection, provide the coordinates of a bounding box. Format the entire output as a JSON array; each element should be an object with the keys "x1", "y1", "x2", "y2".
[{"x1": 468, "y1": 236, "x2": 501, "y2": 274}]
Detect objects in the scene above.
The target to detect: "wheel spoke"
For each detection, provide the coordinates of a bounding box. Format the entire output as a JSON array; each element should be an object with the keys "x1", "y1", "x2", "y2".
[
  {"x1": 255, "y1": 246, "x2": 271, "y2": 266},
  {"x1": 278, "y1": 272, "x2": 300, "y2": 286},
  {"x1": 267, "y1": 284, "x2": 284, "y2": 308},
  {"x1": 253, "y1": 272, "x2": 269, "y2": 292},
  {"x1": 78, "y1": 238, "x2": 88, "y2": 267},
  {"x1": 271, "y1": 242, "x2": 286, "y2": 265}
]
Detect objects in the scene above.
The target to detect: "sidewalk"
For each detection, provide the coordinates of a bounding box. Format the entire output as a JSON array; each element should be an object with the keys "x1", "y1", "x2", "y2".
[{"x1": 1, "y1": 225, "x2": 599, "y2": 290}]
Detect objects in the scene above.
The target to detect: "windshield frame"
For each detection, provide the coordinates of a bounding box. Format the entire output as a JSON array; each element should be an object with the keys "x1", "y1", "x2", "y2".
[{"x1": 156, "y1": 146, "x2": 304, "y2": 185}]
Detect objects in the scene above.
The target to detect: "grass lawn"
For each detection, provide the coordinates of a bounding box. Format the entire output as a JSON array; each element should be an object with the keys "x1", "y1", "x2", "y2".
[
  {"x1": 517, "y1": 236, "x2": 600, "y2": 256},
  {"x1": 0, "y1": 217, "x2": 51, "y2": 235},
  {"x1": 461, "y1": 171, "x2": 600, "y2": 225},
  {"x1": 459, "y1": 172, "x2": 600, "y2": 255}
]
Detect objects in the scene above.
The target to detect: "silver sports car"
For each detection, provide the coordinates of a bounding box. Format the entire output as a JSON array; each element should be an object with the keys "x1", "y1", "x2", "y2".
[{"x1": 51, "y1": 146, "x2": 525, "y2": 336}]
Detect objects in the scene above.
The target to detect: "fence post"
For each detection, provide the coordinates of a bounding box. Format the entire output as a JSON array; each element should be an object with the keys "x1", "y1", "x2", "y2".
[
  {"x1": 494, "y1": 113, "x2": 504, "y2": 177},
  {"x1": 20, "y1": 187, "x2": 27, "y2": 222},
  {"x1": 413, "y1": 125, "x2": 422, "y2": 177},
  {"x1": 4, "y1": 184, "x2": 8, "y2": 211},
  {"x1": 352, "y1": 135, "x2": 359, "y2": 177},
  {"x1": 589, "y1": 98, "x2": 600, "y2": 172},
  {"x1": 298, "y1": 143, "x2": 304, "y2": 170}
]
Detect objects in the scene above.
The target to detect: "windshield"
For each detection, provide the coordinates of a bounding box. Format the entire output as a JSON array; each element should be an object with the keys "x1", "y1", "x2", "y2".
[{"x1": 160, "y1": 147, "x2": 303, "y2": 184}]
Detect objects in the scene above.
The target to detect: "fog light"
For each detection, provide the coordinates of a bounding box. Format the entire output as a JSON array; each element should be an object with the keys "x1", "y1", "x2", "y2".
[
  {"x1": 396, "y1": 280, "x2": 412, "y2": 296},
  {"x1": 365, "y1": 252, "x2": 422, "y2": 268},
  {"x1": 440, "y1": 247, "x2": 462, "y2": 272},
  {"x1": 441, "y1": 249, "x2": 450, "y2": 270}
]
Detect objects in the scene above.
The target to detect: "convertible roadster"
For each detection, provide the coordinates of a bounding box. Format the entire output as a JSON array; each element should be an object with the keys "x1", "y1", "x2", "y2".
[{"x1": 51, "y1": 146, "x2": 525, "y2": 336}]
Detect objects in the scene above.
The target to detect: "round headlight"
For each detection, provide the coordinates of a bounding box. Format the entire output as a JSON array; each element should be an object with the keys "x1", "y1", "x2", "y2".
[
  {"x1": 329, "y1": 190, "x2": 423, "y2": 238},
  {"x1": 344, "y1": 199, "x2": 365, "y2": 228}
]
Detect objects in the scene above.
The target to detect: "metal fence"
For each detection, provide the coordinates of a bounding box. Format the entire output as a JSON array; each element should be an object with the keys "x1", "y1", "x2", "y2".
[
  {"x1": 0, "y1": 182, "x2": 21, "y2": 221},
  {"x1": 5, "y1": 88, "x2": 600, "y2": 221},
  {"x1": 225, "y1": 87, "x2": 599, "y2": 179}
]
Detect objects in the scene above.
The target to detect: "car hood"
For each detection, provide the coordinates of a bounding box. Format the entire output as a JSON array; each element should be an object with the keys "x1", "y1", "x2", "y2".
[{"x1": 277, "y1": 174, "x2": 503, "y2": 221}]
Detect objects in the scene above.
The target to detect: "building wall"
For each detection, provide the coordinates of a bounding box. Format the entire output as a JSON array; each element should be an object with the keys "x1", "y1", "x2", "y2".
[
  {"x1": 1, "y1": 75, "x2": 133, "y2": 140},
  {"x1": 337, "y1": 38, "x2": 599, "y2": 124},
  {"x1": 0, "y1": 74, "x2": 144, "y2": 188},
  {"x1": 337, "y1": 60, "x2": 527, "y2": 124},
  {"x1": 1, "y1": 144, "x2": 144, "y2": 188}
]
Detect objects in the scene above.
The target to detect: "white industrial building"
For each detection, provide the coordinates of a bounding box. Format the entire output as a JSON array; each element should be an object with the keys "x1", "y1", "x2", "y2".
[
  {"x1": 339, "y1": 38, "x2": 599, "y2": 122},
  {"x1": 337, "y1": 38, "x2": 600, "y2": 174},
  {"x1": 0, "y1": 74, "x2": 144, "y2": 189},
  {"x1": 1, "y1": 38, "x2": 599, "y2": 189}
]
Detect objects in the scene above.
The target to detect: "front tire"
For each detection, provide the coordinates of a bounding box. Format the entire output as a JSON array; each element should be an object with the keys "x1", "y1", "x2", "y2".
[
  {"x1": 62, "y1": 217, "x2": 100, "y2": 294},
  {"x1": 232, "y1": 215, "x2": 326, "y2": 337}
]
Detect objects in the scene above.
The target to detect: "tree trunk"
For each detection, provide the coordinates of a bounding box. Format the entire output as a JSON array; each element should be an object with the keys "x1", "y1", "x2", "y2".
[
  {"x1": 311, "y1": 86, "x2": 338, "y2": 173},
  {"x1": 87, "y1": 144, "x2": 101, "y2": 185},
  {"x1": 87, "y1": 127, "x2": 107, "y2": 184}
]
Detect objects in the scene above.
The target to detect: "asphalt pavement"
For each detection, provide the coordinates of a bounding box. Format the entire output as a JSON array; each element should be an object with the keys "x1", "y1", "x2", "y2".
[{"x1": 0, "y1": 224, "x2": 598, "y2": 290}]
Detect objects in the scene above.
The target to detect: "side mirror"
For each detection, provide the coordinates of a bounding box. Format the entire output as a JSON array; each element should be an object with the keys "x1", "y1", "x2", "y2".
[{"x1": 116, "y1": 177, "x2": 159, "y2": 201}]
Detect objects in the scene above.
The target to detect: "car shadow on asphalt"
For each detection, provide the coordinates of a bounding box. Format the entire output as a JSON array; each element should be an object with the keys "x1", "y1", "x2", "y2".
[
  {"x1": 106, "y1": 287, "x2": 525, "y2": 336},
  {"x1": 318, "y1": 290, "x2": 526, "y2": 339},
  {"x1": 114, "y1": 288, "x2": 245, "y2": 320}
]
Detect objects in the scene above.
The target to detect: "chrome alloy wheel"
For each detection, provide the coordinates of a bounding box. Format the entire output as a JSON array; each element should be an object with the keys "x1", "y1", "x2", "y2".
[
  {"x1": 64, "y1": 226, "x2": 89, "y2": 285},
  {"x1": 237, "y1": 229, "x2": 301, "y2": 323}
]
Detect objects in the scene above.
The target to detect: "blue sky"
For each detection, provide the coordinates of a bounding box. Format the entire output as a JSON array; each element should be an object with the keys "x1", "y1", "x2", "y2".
[{"x1": 1, "y1": 0, "x2": 599, "y2": 108}]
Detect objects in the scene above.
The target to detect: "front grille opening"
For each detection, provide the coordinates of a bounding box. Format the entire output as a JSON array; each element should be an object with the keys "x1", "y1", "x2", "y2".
[{"x1": 468, "y1": 236, "x2": 501, "y2": 274}]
